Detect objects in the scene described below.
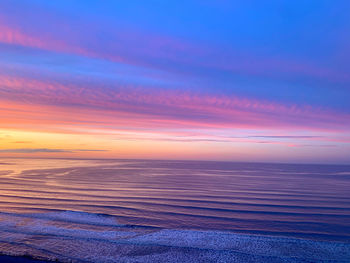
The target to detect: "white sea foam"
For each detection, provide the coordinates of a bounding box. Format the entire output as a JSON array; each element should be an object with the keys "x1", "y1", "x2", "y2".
[
  {"x1": 128, "y1": 229, "x2": 350, "y2": 261},
  {"x1": 1, "y1": 210, "x2": 122, "y2": 226},
  {"x1": 29, "y1": 210, "x2": 121, "y2": 226},
  {"x1": 1, "y1": 159, "x2": 350, "y2": 262},
  {"x1": 0, "y1": 211, "x2": 349, "y2": 263}
]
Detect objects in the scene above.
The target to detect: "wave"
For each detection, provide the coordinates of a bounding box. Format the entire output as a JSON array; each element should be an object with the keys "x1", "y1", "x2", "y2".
[
  {"x1": 0, "y1": 211, "x2": 349, "y2": 263},
  {"x1": 0, "y1": 211, "x2": 122, "y2": 227}
]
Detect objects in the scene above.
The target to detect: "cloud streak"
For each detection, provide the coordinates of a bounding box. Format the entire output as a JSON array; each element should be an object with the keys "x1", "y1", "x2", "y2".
[
  {"x1": 0, "y1": 148, "x2": 108, "y2": 153},
  {"x1": 1, "y1": 2, "x2": 350, "y2": 91},
  {"x1": 0, "y1": 1, "x2": 349, "y2": 162},
  {"x1": 0, "y1": 74, "x2": 349, "y2": 133}
]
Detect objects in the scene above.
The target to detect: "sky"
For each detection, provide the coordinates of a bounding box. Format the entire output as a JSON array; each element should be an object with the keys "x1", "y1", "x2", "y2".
[{"x1": 0, "y1": 0, "x2": 350, "y2": 164}]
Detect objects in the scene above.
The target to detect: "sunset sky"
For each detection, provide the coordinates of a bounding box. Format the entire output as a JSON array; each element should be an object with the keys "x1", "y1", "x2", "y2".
[{"x1": 0, "y1": 0, "x2": 350, "y2": 164}]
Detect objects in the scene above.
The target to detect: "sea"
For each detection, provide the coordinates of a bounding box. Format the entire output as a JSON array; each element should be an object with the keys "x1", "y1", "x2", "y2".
[{"x1": 0, "y1": 158, "x2": 349, "y2": 262}]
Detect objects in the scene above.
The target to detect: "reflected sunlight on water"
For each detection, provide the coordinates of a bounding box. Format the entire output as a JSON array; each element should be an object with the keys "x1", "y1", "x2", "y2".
[
  {"x1": 1, "y1": 158, "x2": 350, "y2": 262},
  {"x1": 0, "y1": 158, "x2": 349, "y2": 241}
]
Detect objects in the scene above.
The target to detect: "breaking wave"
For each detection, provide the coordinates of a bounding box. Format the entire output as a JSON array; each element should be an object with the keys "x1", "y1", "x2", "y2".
[{"x1": 0, "y1": 210, "x2": 349, "y2": 263}]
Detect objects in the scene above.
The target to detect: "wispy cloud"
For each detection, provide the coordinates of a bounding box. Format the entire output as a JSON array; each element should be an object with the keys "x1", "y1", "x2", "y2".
[
  {"x1": 247, "y1": 136, "x2": 322, "y2": 139},
  {"x1": 0, "y1": 148, "x2": 108, "y2": 153},
  {"x1": 0, "y1": 1, "x2": 349, "y2": 162},
  {"x1": 0, "y1": 74, "x2": 349, "y2": 132},
  {"x1": 12, "y1": 141, "x2": 32, "y2": 144},
  {"x1": 0, "y1": 148, "x2": 69, "y2": 153}
]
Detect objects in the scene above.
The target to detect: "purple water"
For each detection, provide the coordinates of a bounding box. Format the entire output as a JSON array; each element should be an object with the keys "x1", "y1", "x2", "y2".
[{"x1": 0, "y1": 158, "x2": 349, "y2": 262}]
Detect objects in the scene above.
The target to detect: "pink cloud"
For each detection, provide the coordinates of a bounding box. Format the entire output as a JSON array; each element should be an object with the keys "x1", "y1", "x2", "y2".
[
  {"x1": 0, "y1": 74, "x2": 349, "y2": 134},
  {"x1": 1, "y1": 14, "x2": 348, "y2": 86}
]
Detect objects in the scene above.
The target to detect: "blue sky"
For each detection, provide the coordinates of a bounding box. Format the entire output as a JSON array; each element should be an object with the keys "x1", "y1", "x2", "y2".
[{"x1": 0, "y1": 0, "x2": 349, "y2": 163}]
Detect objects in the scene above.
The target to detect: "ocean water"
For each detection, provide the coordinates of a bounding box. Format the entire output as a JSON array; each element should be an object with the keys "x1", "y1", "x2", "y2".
[{"x1": 0, "y1": 158, "x2": 349, "y2": 262}]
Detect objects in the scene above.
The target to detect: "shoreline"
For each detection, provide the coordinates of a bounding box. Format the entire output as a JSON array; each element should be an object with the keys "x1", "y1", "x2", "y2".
[{"x1": 1, "y1": 228, "x2": 349, "y2": 263}]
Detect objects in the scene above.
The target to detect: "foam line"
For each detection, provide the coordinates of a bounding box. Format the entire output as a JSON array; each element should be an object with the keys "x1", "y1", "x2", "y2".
[{"x1": 0, "y1": 211, "x2": 348, "y2": 263}]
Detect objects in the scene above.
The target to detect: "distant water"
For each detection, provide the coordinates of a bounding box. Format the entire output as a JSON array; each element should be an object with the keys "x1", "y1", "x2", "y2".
[{"x1": 0, "y1": 158, "x2": 349, "y2": 262}]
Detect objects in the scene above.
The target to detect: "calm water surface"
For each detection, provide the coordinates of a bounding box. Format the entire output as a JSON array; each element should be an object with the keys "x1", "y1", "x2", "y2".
[{"x1": 0, "y1": 158, "x2": 349, "y2": 262}]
